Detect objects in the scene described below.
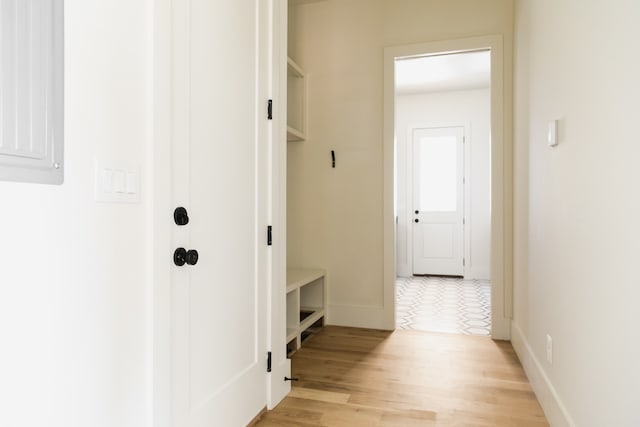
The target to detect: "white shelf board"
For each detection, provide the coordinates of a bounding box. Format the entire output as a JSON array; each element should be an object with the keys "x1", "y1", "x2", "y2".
[
  {"x1": 287, "y1": 126, "x2": 306, "y2": 142},
  {"x1": 286, "y1": 328, "x2": 297, "y2": 343},
  {"x1": 299, "y1": 307, "x2": 325, "y2": 331},
  {"x1": 287, "y1": 268, "x2": 326, "y2": 293},
  {"x1": 287, "y1": 56, "x2": 305, "y2": 78}
]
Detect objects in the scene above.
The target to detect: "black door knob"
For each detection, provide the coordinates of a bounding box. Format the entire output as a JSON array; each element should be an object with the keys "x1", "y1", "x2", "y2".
[
  {"x1": 414, "y1": 219, "x2": 419, "y2": 223},
  {"x1": 174, "y1": 247, "x2": 199, "y2": 266},
  {"x1": 185, "y1": 249, "x2": 199, "y2": 265},
  {"x1": 174, "y1": 207, "x2": 189, "y2": 226},
  {"x1": 174, "y1": 247, "x2": 187, "y2": 266},
  {"x1": 414, "y1": 210, "x2": 419, "y2": 214}
]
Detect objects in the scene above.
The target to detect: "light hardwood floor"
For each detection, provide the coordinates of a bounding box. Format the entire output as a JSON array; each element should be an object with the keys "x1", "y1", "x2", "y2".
[{"x1": 255, "y1": 326, "x2": 548, "y2": 426}]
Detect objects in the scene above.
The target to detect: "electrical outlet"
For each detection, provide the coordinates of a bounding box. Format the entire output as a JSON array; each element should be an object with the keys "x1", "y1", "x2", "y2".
[{"x1": 546, "y1": 334, "x2": 553, "y2": 364}]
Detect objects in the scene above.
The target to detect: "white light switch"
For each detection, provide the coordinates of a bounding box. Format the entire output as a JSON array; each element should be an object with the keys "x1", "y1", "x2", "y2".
[
  {"x1": 126, "y1": 171, "x2": 138, "y2": 194},
  {"x1": 548, "y1": 120, "x2": 559, "y2": 147},
  {"x1": 101, "y1": 169, "x2": 114, "y2": 193},
  {"x1": 95, "y1": 160, "x2": 141, "y2": 203},
  {"x1": 113, "y1": 170, "x2": 126, "y2": 193}
]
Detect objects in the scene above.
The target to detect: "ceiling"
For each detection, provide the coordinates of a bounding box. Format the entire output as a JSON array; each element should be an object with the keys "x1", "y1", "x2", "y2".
[{"x1": 395, "y1": 50, "x2": 491, "y2": 96}]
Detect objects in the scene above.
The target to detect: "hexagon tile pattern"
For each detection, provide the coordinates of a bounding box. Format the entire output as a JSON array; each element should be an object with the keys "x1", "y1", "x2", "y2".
[{"x1": 396, "y1": 276, "x2": 491, "y2": 336}]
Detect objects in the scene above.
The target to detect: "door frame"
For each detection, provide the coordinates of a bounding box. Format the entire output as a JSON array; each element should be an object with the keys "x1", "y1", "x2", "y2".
[
  {"x1": 383, "y1": 35, "x2": 512, "y2": 339},
  {"x1": 149, "y1": 1, "x2": 288, "y2": 425},
  {"x1": 408, "y1": 124, "x2": 468, "y2": 277}
]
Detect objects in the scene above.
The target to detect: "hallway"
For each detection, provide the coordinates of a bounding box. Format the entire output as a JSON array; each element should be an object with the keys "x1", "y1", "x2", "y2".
[{"x1": 255, "y1": 326, "x2": 547, "y2": 426}]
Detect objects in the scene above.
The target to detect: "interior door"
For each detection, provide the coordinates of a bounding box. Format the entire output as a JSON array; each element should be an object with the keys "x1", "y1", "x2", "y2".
[
  {"x1": 170, "y1": 1, "x2": 266, "y2": 425},
  {"x1": 412, "y1": 127, "x2": 465, "y2": 276}
]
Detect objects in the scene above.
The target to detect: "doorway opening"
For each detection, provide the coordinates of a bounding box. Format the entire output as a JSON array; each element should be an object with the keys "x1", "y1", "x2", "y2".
[
  {"x1": 393, "y1": 50, "x2": 492, "y2": 336},
  {"x1": 383, "y1": 37, "x2": 510, "y2": 339}
]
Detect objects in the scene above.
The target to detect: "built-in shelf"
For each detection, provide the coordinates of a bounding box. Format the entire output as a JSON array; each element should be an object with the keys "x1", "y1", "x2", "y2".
[
  {"x1": 287, "y1": 56, "x2": 304, "y2": 78},
  {"x1": 286, "y1": 268, "x2": 326, "y2": 355},
  {"x1": 286, "y1": 126, "x2": 305, "y2": 142},
  {"x1": 287, "y1": 57, "x2": 307, "y2": 142},
  {"x1": 286, "y1": 328, "x2": 297, "y2": 343}
]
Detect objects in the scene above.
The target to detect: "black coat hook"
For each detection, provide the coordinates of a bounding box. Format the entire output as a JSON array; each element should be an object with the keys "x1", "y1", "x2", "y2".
[{"x1": 331, "y1": 150, "x2": 335, "y2": 168}]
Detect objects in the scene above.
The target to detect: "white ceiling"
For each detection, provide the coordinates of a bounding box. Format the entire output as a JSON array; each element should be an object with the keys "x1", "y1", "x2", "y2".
[{"x1": 395, "y1": 50, "x2": 491, "y2": 96}]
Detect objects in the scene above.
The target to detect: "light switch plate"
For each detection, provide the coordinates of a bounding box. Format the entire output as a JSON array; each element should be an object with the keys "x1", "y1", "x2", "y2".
[{"x1": 95, "y1": 160, "x2": 140, "y2": 203}]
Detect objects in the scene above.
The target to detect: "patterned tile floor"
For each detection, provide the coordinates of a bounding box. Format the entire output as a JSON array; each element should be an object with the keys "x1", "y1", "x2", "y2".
[{"x1": 396, "y1": 276, "x2": 491, "y2": 336}]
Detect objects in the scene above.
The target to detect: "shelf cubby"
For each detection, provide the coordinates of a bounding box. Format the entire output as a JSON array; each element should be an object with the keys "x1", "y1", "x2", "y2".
[{"x1": 286, "y1": 268, "x2": 326, "y2": 355}]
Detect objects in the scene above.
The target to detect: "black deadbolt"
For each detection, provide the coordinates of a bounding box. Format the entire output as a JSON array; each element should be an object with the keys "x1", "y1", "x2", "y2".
[
  {"x1": 414, "y1": 219, "x2": 419, "y2": 223},
  {"x1": 174, "y1": 207, "x2": 189, "y2": 226},
  {"x1": 174, "y1": 247, "x2": 199, "y2": 266},
  {"x1": 414, "y1": 210, "x2": 419, "y2": 214}
]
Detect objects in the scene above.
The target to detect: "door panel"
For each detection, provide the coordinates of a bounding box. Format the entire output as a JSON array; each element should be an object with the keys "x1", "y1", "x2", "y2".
[
  {"x1": 412, "y1": 127, "x2": 464, "y2": 276},
  {"x1": 171, "y1": 1, "x2": 266, "y2": 425},
  {"x1": 421, "y1": 223, "x2": 455, "y2": 258}
]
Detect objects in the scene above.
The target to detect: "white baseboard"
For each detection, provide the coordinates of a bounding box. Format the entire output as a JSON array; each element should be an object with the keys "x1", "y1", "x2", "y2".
[
  {"x1": 396, "y1": 264, "x2": 410, "y2": 278},
  {"x1": 491, "y1": 315, "x2": 511, "y2": 340},
  {"x1": 511, "y1": 321, "x2": 575, "y2": 427},
  {"x1": 327, "y1": 303, "x2": 393, "y2": 330}
]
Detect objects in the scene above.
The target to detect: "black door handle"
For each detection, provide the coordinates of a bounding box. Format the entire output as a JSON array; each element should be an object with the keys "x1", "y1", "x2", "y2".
[
  {"x1": 414, "y1": 219, "x2": 419, "y2": 223},
  {"x1": 174, "y1": 248, "x2": 199, "y2": 266},
  {"x1": 185, "y1": 249, "x2": 199, "y2": 265},
  {"x1": 414, "y1": 210, "x2": 419, "y2": 214}
]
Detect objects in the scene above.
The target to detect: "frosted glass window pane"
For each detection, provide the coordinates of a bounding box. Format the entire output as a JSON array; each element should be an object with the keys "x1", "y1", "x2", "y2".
[{"x1": 418, "y1": 136, "x2": 457, "y2": 212}]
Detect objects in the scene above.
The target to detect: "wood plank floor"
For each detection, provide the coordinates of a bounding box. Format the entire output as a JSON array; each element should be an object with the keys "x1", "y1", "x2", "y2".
[{"x1": 255, "y1": 326, "x2": 548, "y2": 426}]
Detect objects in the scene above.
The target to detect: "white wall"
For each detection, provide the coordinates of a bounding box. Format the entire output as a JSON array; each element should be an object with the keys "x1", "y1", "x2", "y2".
[
  {"x1": 287, "y1": 0, "x2": 512, "y2": 328},
  {"x1": 396, "y1": 89, "x2": 491, "y2": 279},
  {"x1": 0, "y1": 1, "x2": 151, "y2": 426},
  {"x1": 513, "y1": 0, "x2": 640, "y2": 425}
]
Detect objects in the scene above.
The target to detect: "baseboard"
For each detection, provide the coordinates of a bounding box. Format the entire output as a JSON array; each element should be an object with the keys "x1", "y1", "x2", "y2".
[
  {"x1": 511, "y1": 321, "x2": 575, "y2": 427},
  {"x1": 396, "y1": 264, "x2": 410, "y2": 278},
  {"x1": 247, "y1": 407, "x2": 267, "y2": 426},
  {"x1": 327, "y1": 303, "x2": 393, "y2": 330},
  {"x1": 491, "y1": 314, "x2": 511, "y2": 340}
]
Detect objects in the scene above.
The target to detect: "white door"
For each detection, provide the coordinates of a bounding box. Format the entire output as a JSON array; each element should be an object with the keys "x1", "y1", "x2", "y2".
[
  {"x1": 412, "y1": 127, "x2": 465, "y2": 276},
  {"x1": 170, "y1": 1, "x2": 267, "y2": 426}
]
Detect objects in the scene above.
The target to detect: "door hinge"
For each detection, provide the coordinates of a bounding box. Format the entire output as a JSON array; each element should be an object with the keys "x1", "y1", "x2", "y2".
[
  {"x1": 267, "y1": 99, "x2": 273, "y2": 120},
  {"x1": 267, "y1": 225, "x2": 273, "y2": 246},
  {"x1": 463, "y1": 217, "x2": 465, "y2": 225},
  {"x1": 267, "y1": 351, "x2": 272, "y2": 373},
  {"x1": 463, "y1": 258, "x2": 466, "y2": 267}
]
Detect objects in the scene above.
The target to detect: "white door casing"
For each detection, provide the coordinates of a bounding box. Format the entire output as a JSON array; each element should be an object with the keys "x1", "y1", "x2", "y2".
[
  {"x1": 169, "y1": 0, "x2": 267, "y2": 425},
  {"x1": 412, "y1": 127, "x2": 465, "y2": 276},
  {"x1": 384, "y1": 36, "x2": 511, "y2": 338}
]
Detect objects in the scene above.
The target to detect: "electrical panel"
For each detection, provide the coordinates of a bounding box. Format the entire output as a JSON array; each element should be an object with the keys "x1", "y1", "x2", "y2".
[{"x1": 0, "y1": 0, "x2": 64, "y2": 184}]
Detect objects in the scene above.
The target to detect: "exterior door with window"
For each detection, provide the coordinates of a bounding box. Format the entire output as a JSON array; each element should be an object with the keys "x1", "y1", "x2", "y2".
[{"x1": 412, "y1": 126, "x2": 465, "y2": 276}]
